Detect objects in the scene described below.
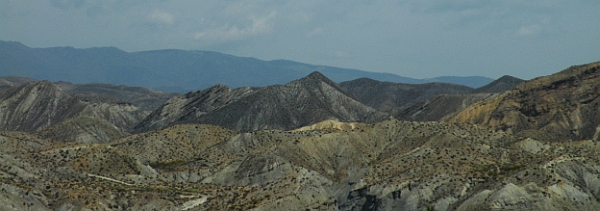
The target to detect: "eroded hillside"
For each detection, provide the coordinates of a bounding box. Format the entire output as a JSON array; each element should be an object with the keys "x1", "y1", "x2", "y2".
[
  {"x1": 0, "y1": 81, "x2": 148, "y2": 143},
  {"x1": 134, "y1": 72, "x2": 389, "y2": 133},
  {"x1": 2, "y1": 63, "x2": 600, "y2": 211},
  {"x1": 449, "y1": 61, "x2": 600, "y2": 142},
  {"x1": 3, "y1": 119, "x2": 600, "y2": 210}
]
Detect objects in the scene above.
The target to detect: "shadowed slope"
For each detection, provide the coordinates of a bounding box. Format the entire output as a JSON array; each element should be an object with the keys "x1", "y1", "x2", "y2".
[
  {"x1": 397, "y1": 93, "x2": 503, "y2": 121},
  {"x1": 474, "y1": 75, "x2": 525, "y2": 93},
  {"x1": 191, "y1": 72, "x2": 389, "y2": 132},
  {"x1": 339, "y1": 78, "x2": 474, "y2": 114},
  {"x1": 132, "y1": 85, "x2": 255, "y2": 133},
  {"x1": 134, "y1": 72, "x2": 389, "y2": 132}
]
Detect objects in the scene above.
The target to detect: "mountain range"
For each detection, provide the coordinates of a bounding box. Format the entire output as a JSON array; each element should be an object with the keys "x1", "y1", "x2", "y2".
[
  {"x1": 0, "y1": 40, "x2": 493, "y2": 92},
  {"x1": 2, "y1": 41, "x2": 600, "y2": 210}
]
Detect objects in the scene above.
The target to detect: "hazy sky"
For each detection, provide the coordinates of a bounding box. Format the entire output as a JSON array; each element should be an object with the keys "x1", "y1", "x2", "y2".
[{"x1": 1, "y1": 0, "x2": 598, "y2": 79}]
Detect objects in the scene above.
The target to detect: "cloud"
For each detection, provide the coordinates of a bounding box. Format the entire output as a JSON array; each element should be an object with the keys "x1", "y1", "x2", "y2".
[
  {"x1": 517, "y1": 24, "x2": 542, "y2": 37},
  {"x1": 306, "y1": 27, "x2": 322, "y2": 38},
  {"x1": 0, "y1": 0, "x2": 15, "y2": 16},
  {"x1": 194, "y1": 11, "x2": 276, "y2": 41},
  {"x1": 334, "y1": 51, "x2": 352, "y2": 59},
  {"x1": 148, "y1": 10, "x2": 174, "y2": 25},
  {"x1": 49, "y1": 0, "x2": 86, "y2": 9}
]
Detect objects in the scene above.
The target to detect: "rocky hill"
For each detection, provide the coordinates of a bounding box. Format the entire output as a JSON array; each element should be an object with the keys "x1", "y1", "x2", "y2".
[
  {"x1": 339, "y1": 78, "x2": 474, "y2": 114},
  {"x1": 0, "y1": 81, "x2": 148, "y2": 142},
  {"x1": 340, "y1": 75, "x2": 524, "y2": 121},
  {"x1": 448, "y1": 61, "x2": 600, "y2": 142},
  {"x1": 473, "y1": 75, "x2": 525, "y2": 93},
  {"x1": 134, "y1": 72, "x2": 389, "y2": 132},
  {"x1": 35, "y1": 116, "x2": 129, "y2": 143},
  {"x1": 0, "y1": 76, "x2": 177, "y2": 111},
  {"x1": 0, "y1": 81, "x2": 88, "y2": 132},
  {"x1": 396, "y1": 93, "x2": 503, "y2": 121},
  {"x1": 56, "y1": 82, "x2": 178, "y2": 111},
  {"x1": 132, "y1": 84, "x2": 256, "y2": 132}
]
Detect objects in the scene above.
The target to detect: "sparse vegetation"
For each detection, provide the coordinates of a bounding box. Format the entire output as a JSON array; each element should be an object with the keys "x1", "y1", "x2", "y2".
[
  {"x1": 1, "y1": 61, "x2": 600, "y2": 210},
  {"x1": 149, "y1": 160, "x2": 186, "y2": 168}
]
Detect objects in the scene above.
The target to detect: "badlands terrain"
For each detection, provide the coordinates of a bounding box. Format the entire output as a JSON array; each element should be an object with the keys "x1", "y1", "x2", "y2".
[{"x1": 1, "y1": 61, "x2": 600, "y2": 210}]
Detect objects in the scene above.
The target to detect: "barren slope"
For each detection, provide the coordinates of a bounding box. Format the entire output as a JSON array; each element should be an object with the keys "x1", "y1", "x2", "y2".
[
  {"x1": 3, "y1": 119, "x2": 600, "y2": 210},
  {"x1": 0, "y1": 81, "x2": 88, "y2": 132},
  {"x1": 135, "y1": 72, "x2": 389, "y2": 132},
  {"x1": 339, "y1": 78, "x2": 473, "y2": 114},
  {"x1": 0, "y1": 81, "x2": 148, "y2": 142},
  {"x1": 448, "y1": 61, "x2": 600, "y2": 142}
]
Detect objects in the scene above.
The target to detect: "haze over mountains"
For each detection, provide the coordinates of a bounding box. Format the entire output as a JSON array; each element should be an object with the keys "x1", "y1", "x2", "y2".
[
  {"x1": 0, "y1": 40, "x2": 493, "y2": 92},
  {"x1": 2, "y1": 40, "x2": 600, "y2": 210}
]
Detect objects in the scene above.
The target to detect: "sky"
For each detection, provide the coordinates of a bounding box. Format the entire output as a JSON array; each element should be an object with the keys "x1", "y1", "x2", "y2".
[{"x1": 1, "y1": 0, "x2": 599, "y2": 80}]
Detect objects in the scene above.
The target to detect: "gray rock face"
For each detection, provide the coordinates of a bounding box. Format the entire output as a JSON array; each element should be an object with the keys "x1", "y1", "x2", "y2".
[
  {"x1": 456, "y1": 159, "x2": 600, "y2": 211},
  {"x1": 0, "y1": 81, "x2": 147, "y2": 142},
  {"x1": 0, "y1": 81, "x2": 87, "y2": 132},
  {"x1": 193, "y1": 72, "x2": 389, "y2": 132},
  {"x1": 134, "y1": 72, "x2": 389, "y2": 132},
  {"x1": 132, "y1": 84, "x2": 254, "y2": 133}
]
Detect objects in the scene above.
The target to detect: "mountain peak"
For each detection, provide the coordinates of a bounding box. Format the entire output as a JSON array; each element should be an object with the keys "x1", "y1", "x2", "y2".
[
  {"x1": 495, "y1": 75, "x2": 524, "y2": 83},
  {"x1": 300, "y1": 71, "x2": 338, "y2": 87},
  {"x1": 305, "y1": 71, "x2": 329, "y2": 81},
  {"x1": 19, "y1": 80, "x2": 62, "y2": 94},
  {"x1": 474, "y1": 75, "x2": 524, "y2": 93}
]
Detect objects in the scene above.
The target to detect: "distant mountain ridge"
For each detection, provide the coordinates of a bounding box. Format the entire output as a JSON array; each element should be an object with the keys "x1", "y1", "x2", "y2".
[{"x1": 0, "y1": 40, "x2": 493, "y2": 92}]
